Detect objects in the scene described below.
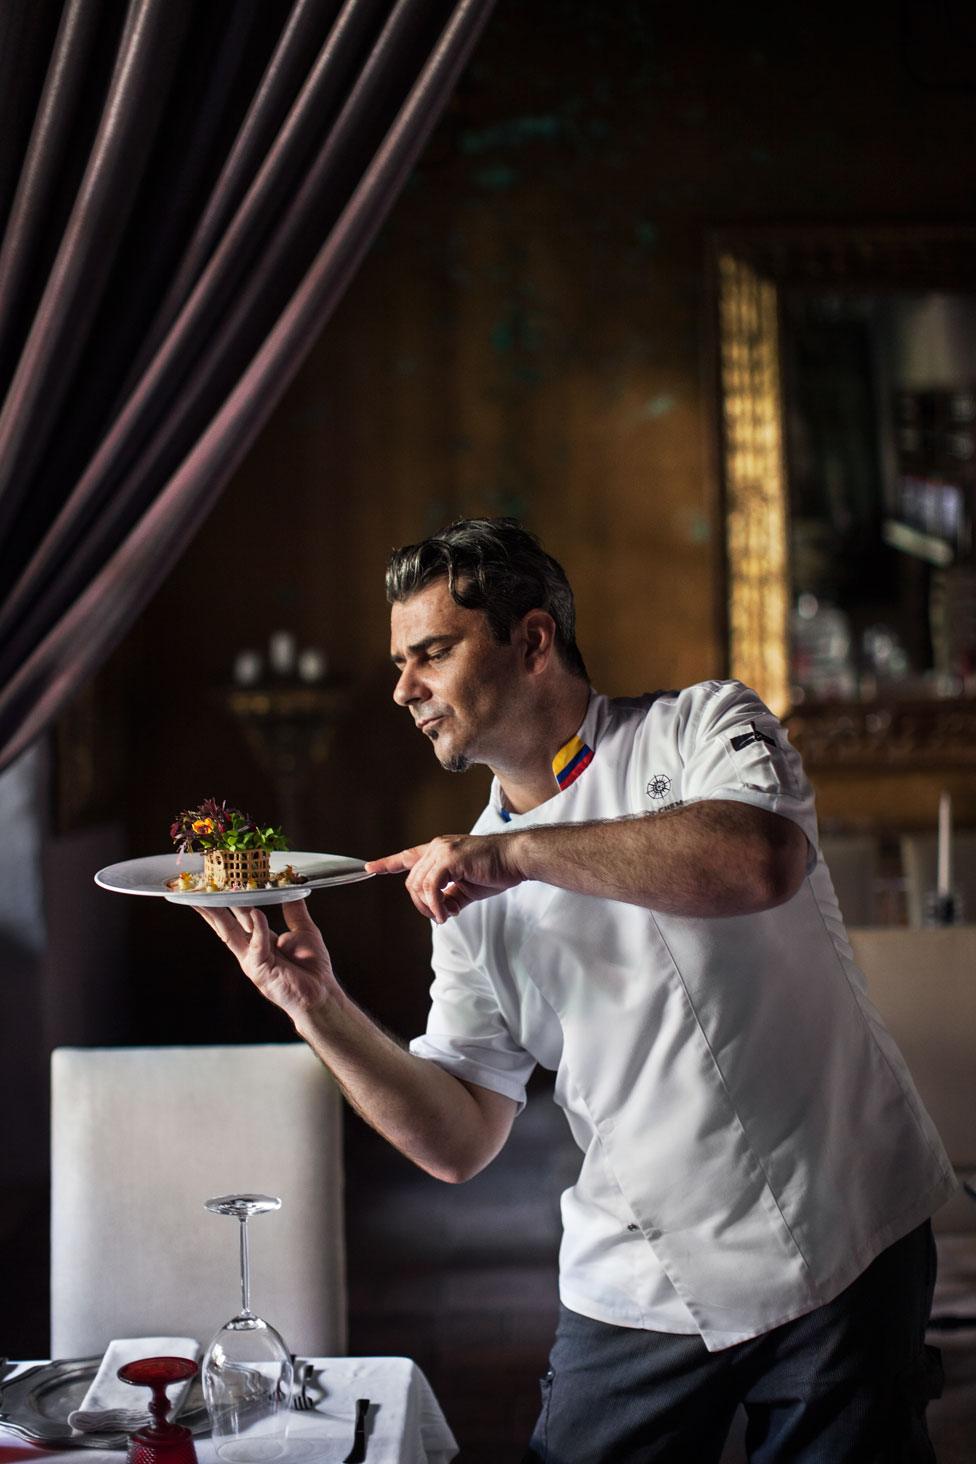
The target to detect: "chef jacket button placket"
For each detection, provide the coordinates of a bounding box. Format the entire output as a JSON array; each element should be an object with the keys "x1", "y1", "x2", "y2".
[{"x1": 626, "y1": 1222, "x2": 662, "y2": 1242}]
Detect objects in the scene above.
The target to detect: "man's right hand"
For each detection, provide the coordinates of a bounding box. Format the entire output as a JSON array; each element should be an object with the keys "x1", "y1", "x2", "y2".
[
  {"x1": 195, "y1": 893, "x2": 517, "y2": 1184},
  {"x1": 193, "y1": 898, "x2": 342, "y2": 1024}
]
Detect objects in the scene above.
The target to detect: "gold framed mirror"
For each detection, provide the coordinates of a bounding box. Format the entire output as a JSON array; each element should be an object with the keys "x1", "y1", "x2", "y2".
[{"x1": 711, "y1": 225, "x2": 976, "y2": 775}]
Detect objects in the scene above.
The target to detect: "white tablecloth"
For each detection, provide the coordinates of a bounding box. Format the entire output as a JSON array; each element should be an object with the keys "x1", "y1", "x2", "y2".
[{"x1": 0, "y1": 1356, "x2": 458, "y2": 1463}]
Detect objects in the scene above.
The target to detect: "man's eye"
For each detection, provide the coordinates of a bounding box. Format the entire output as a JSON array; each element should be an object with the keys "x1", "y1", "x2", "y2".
[{"x1": 429, "y1": 649, "x2": 451, "y2": 662}]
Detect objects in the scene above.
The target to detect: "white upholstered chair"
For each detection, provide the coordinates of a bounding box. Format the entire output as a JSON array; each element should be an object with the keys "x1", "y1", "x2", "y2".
[
  {"x1": 849, "y1": 927, "x2": 976, "y2": 1233},
  {"x1": 51, "y1": 1043, "x2": 346, "y2": 1356}
]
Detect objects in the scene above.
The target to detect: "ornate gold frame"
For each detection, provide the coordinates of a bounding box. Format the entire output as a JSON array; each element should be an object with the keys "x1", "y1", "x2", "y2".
[
  {"x1": 711, "y1": 225, "x2": 976, "y2": 765},
  {"x1": 716, "y1": 251, "x2": 790, "y2": 716}
]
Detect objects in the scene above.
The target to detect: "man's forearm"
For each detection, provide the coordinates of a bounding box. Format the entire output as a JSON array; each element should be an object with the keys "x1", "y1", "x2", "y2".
[
  {"x1": 507, "y1": 800, "x2": 808, "y2": 917},
  {"x1": 292, "y1": 993, "x2": 510, "y2": 1183}
]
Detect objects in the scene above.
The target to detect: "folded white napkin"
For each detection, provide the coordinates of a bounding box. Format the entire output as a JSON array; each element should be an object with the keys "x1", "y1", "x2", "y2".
[{"x1": 67, "y1": 1337, "x2": 201, "y2": 1433}]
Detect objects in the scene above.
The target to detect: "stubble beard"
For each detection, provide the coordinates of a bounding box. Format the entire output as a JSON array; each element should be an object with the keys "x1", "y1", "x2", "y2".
[{"x1": 428, "y1": 729, "x2": 470, "y2": 774}]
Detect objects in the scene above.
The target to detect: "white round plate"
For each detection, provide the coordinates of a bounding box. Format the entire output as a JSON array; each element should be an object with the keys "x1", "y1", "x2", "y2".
[{"x1": 94, "y1": 851, "x2": 374, "y2": 907}]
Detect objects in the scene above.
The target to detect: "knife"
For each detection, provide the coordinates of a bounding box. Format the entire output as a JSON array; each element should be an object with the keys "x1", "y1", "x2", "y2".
[{"x1": 343, "y1": 1397, "x2": 370, "y2": 1464}]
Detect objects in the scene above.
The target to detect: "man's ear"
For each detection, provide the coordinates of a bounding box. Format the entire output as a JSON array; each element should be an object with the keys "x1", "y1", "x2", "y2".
[{"x1": 520, "y1": 610, "x2": 557, "y2": 673}]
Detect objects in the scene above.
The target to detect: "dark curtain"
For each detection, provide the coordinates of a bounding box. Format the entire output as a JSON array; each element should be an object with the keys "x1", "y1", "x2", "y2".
[{"x1": 0, "y1": 0, "x2": 495, "y2": 773}]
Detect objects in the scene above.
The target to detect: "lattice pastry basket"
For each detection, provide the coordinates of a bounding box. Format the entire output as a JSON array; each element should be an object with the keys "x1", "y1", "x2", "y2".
[{"x1": 203, "y1": 847, "x2": 271, "y2": 890}]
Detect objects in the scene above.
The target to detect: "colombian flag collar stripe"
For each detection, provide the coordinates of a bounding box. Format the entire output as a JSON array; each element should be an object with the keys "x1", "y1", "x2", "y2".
[
  {"x1": 553, "y1": 734, "x2": 594, "y2": 789},
  {"x1": 498, "y1": 707, "x2": 596, "y2": 822}
]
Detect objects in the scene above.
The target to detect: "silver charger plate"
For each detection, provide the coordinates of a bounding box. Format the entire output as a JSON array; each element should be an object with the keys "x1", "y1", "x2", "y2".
[
  {"x1": 94, "y1": 851, "x2": 374, "y2": 908},
  {"x1": 0, "y1": 1357, "x2": 209, "y2": 1448}
]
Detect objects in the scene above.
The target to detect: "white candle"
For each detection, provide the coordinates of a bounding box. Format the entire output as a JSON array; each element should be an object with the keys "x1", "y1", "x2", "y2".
[
  {"x1": 297, "y1": 647, "x2": 327, "y2": 682},
  {"x1": 937, "y1": 791, "x2": 953, "y2": 898},
  {"x1": 268, "y1": 631, "x2": 296, "y2": 676},
  {"x1": 233, "y1": 650, "x2": 262, "y2": 686}
]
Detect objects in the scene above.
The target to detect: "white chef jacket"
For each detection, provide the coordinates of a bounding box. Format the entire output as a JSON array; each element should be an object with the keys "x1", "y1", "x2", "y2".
[{"x1": 409, "y1": 681, "x2": 957, "y2": 1350}]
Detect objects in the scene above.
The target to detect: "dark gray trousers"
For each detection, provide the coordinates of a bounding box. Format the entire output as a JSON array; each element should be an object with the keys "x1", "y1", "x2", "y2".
[{"x1": 523, "y1": 1221, "x2": 941, "y2": 1464}]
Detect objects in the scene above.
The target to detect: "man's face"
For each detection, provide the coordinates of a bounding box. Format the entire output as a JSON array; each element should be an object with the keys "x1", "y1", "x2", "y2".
[{"x1": 390, "y1": 579, "x2": 523, "y2": 773}]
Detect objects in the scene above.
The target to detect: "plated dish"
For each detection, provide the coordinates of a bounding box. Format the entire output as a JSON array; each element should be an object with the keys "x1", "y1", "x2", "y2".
[
  {"x1": 95, "y1": 852, "x2": 374, "y2": 907},
  {"x1": 169, "y1": 798, "x2": 294, "y2": 893},
  {"x1": 0, "y1": 1357, "x2": 208, "y2": 1447}
]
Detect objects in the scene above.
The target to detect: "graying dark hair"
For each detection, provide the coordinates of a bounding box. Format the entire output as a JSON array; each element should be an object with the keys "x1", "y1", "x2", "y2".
[{"x1": 386, "y1": 518, "x2": 589, "y2": 680}]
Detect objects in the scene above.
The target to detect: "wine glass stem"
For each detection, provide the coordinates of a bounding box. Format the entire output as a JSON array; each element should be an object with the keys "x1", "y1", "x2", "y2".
[
  {"x1": 238, "y1": 1215, "x2": 251, "y2": 1315},
  {"x1": 149, "y1": 1379, "x2": 170, "y2": 1428}
]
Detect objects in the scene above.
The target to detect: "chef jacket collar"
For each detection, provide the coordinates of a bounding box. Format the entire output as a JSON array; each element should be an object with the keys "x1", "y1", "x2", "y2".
[{"x1": 494, "y1": 688, "x2": 598, "y2": 822}]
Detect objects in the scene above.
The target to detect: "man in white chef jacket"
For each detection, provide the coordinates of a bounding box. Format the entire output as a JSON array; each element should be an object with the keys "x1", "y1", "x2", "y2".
[{"x1": 199, "y1": 518, "x2": 955, "y2": 1462}]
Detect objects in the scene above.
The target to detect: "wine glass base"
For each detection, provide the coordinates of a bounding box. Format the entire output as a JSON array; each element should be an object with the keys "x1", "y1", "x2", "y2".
[
  {"x1": 128, "y1": 1441, "x2": 199, "y2": 1464},
  {"x1": 214, "y1": 1440, "x2": 288, "y2": 1462}
]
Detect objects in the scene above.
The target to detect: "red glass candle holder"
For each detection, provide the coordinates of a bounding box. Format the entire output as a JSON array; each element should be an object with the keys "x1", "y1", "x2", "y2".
[{"x1": 117, "y1": 1356, "x2": 200, "y2": 1464}]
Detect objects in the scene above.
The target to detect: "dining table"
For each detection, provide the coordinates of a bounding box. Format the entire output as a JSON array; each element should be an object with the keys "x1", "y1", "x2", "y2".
[{"x1": 0, "y1": 1356, "x2": 458, "y2": 1463}]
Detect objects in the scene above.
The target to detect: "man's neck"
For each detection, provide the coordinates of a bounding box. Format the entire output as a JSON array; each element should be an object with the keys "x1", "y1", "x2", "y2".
[{"x1": 494, "y1": 681, "x2": 591, "y2": 815}]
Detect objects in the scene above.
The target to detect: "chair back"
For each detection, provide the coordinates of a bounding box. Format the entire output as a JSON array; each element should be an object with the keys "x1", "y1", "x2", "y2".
[
  {"x1": 849, "y1": 927, "x2": 976, "y2": 1232},
  {"x1": 51, "y1": 1043, "x2": 346, "y2": 1356}
]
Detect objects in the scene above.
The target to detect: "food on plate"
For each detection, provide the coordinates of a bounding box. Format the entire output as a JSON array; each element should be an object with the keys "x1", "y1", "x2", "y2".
[{"x1": 167, "y1": 798, "x2": 303, "y2": 893}]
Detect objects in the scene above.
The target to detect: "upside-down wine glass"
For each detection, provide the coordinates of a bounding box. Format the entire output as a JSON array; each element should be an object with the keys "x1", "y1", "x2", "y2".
[
  {"x1": 201, "y1": 1194, "x2": 293, "y2": 1462},
  {"x1": 117, "y1": 1356, "x2": 199, "y2": 1464}
]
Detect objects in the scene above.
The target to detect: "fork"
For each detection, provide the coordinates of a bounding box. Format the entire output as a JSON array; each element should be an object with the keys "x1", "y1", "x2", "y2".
[{"x1": 290, "y1": 1358, "x2": 314, "y2": 1411}]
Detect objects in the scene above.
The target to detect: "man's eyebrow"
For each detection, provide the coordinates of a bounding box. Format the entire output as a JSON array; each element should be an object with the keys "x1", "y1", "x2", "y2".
[{"x1": 390, "y1": 633, "x2": 457, "y2": 664}]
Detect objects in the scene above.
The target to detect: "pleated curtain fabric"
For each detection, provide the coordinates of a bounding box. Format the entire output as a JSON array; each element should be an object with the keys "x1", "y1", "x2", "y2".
[{"x1": 0, "y1": 0, "x2": 495, "y2": 773}]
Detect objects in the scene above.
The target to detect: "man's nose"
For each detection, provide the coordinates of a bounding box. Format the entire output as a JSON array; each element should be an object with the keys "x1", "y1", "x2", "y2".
[{"x1": 393, "y1": 665, "x2": 423, "y2": 706}]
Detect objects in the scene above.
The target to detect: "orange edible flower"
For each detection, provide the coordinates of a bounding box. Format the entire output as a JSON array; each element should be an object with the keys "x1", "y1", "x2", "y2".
[{"x1": 192, "y1": 818, "x2": 214, "y2": 834}]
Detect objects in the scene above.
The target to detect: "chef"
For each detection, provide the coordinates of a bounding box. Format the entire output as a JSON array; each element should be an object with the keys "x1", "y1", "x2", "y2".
[{"x1": 198, "y1": 517, "x2": 953, "y2": 1462}]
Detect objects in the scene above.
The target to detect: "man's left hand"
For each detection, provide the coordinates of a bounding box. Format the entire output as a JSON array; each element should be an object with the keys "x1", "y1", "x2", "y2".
[{"x1": 365, "y1": 834, "x2": 525, "y2": 923}]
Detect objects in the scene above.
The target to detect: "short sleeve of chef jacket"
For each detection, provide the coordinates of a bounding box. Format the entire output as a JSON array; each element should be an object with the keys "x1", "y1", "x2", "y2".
[
  {"x1": 654, "y1": 679, "x2": 818, "y2": 871},
  {"x1": 409, "y1": 921, "x2": 537, "y2": 1111}
]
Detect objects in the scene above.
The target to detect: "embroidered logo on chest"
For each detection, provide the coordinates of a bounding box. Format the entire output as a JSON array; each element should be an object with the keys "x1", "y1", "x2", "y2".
[{"x1": 646, "y1": 773, "x2": 671, "y2": 799}]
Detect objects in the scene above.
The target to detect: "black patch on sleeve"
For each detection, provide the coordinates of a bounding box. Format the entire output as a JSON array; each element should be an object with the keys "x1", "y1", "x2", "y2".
[{"x1": 730, "y1": 722, "x2": 776, "y2": 752}]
